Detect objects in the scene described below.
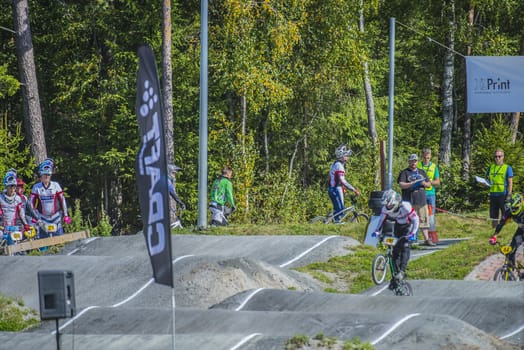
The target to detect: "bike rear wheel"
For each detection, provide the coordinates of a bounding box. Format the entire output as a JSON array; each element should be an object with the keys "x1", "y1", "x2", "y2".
[
  {"x1": 395, "y1": 281, "x2": 413, "y2": 296},
  {"x1": 310, "y1": 216, "x2": 328, "y2": 224},
  {"x1": 493, "y1": 267, "x2": 516, "y2": 281},
  {"x1": 372, "y1": 254, "x2": 388, "y2": 285}
]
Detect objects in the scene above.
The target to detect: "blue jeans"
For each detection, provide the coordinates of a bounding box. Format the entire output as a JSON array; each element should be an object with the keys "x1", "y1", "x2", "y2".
[{"x1": 328, "y1": 187, "x2": 345, "y2": 222}]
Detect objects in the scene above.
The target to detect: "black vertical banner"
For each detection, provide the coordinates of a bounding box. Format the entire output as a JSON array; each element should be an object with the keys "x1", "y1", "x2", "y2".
[{"x1": 135, "y1": 44, "x2": 173, "y2": 287}]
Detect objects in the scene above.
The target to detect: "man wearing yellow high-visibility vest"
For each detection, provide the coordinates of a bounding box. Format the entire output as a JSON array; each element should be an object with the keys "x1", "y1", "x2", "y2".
[
  {"x1": 485, "y1": 148, "x2": 513, "y2": 228},
  {"x1": 418, "y1": 149, "x2": 440, "y2": 244}
]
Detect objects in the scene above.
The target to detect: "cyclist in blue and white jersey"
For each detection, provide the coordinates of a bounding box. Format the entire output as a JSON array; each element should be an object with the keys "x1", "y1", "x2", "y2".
[
  {"x1": 328, "y1": 144, "x2": 360, "y2": 223},
  {"x1": 0, "y1": 171, "x2": 31, "y2": 245},
  {"x1": 30, "y1": 159, "x2": 71, "y2": 238}
]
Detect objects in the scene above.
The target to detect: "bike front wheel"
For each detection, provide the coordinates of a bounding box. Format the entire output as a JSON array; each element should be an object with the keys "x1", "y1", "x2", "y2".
[
  {"x1": 372, "y1": 254, "x2": 388, "y2": 285},
  {"x1": 493, "y1": 267, "x2": 516, "y2": 281},
  {"x1": 348, "y1": 212, "x2": 370, "y2": 223}
]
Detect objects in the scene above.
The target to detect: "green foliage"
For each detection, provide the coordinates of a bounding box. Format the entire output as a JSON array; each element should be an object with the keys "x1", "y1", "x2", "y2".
[
  {"x1": 342, "y1": 338, "x2": 375, "y2": 350},
  {"x1": 90, "y1": 210, "x2": 113, "y2": 237},
  {"x1": 471, "y1": 116, "x2": 524, "y2": 194},
  {"x1": 64, "y1": 198, "x2": 87, "y2": 234},
  {"x1": 314, "y1": 332, "x2": 337, "y2": 347},
  {"x1": 0, "y1": 295, "x2": 39, "y2": 332},
  {"x1": 0, "y1": 114, "x2": 34, "y2": 182},
  {"x1": 285, "y1": 333, "x2": 375, "y2": 349},
  {"x1": 1, "y1": 0, "x2": 523, "y2": 231},
  {"x1": 437, "y1": 161, "x2": 481, "y2": 212},
  {"x1": 0, "y1": 64, "x2": 20, "y2": 98},
  {"x1": 285, "y1": 334, "x2": 310, "y2": 349}
]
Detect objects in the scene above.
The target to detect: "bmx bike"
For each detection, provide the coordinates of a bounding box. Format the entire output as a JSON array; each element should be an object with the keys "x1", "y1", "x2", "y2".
[
  {"x1": 310, "y1": 196, "x2": 369, "y2": 224},
  {"x1": 491, "y1": 241, "x2": 523, "y2": 281},
  {"x1": 371, "y1": 234, "x2": 414, "y2": 296}
]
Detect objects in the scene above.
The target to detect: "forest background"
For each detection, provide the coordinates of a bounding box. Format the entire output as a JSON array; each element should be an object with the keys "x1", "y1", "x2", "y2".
[{"x1": 0, "y1": 0, "x2": 523, "y2": 234}]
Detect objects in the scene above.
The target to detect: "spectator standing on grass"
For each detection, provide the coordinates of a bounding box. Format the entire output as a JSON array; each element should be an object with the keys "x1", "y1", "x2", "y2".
[
  {"x1": 398, "y1": 153, "x2": 434, "y2": 246},
  {"x1": 209, "y1": 166, "x2": 236, "y2": 226},
  {"x1": 484, "y1": 148, "x2": 513, "y2": 228},
  {"x1": 30, "y1": 159, "x2": 71, "y2": 238},
  {"x1": 167, "y1": 164, "x2": 186, "y2": 228},
  {"x1": 418, "y1": 148, "x2": 441, "y2": 243},
  {"x1": 489, "y1": 194, "x2": 524, "y2": 278},
  {"x1": 328, "y1": 144, "x2": 360, "y2": 223}
]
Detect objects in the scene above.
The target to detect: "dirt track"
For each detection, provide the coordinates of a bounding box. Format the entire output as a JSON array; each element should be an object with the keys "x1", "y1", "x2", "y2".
[{"x1": 0, "y1": 234, "x2": 522, "y2": 350}]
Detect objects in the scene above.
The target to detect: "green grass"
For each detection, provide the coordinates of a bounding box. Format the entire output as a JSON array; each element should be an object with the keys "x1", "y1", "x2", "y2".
[
  {"x1": 178, "y1": 210, "x2": 511, "y2": 294},
  {"x1": 0, "y1": 294, "x2": 39, "y2": 331}
]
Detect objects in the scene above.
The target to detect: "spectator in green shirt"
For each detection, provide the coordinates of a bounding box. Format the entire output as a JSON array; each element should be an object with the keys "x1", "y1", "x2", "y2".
[{"x1": 209, "y1": 166, "x2": 236, "y2": 226}]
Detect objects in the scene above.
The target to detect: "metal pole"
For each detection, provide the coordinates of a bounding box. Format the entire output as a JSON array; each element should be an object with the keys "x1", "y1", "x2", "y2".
[
  {"x1": 171, "y1": 287, "x2": 176, "y2": 350},
  {"x1": 387, "y1": 18, "x2": 395, "y2": 190},
  {"x1": 197, "y1": 0, "x2": 208, "y2": 228},
  {"x1": 55, "y1": 319, "x2": 60, "y2": 350}
]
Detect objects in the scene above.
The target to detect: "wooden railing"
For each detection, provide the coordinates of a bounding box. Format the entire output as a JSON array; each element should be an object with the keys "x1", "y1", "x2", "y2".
[{"x1": 3, "y1": 230, "x2": 90, "y2": 255}]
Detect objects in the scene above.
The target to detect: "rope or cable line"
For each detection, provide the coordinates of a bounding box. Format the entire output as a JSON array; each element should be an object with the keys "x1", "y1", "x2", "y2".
[
  {"x1": 396, "y1": 20, "x2": 466, "y2": 58},
  {"x1": 435, "y1": 207, "x2": 487, "y2": 221}
]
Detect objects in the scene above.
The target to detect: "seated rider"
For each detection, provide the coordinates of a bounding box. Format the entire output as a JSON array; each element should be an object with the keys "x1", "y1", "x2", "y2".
[
  {"x1": 489, "y1": 193, "x2": 524, "y2": 271},
  {"x1": 0, "y1": 171, "x2": 31, "y2": 245},
  {"x1": 15, "y1": 178, "x2": 39, "y2": 225},
  {"x1": 30, "y1": 159, "x2": 71, "y2": 238},
  {"x1": 372, "y1": 189, "x2": 419, "y2": 288}
]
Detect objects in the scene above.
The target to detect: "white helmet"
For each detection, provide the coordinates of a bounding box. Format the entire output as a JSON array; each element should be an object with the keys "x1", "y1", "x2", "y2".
[
  {"x1": 382, "y1": 189, "x2": 401, "y2": 212},
  {"x1": 168, "y1": 164, "x2": 182, "y2": 173},
  {"x1": 335, "y1": 144, "x2": 352, "y2": 159}
]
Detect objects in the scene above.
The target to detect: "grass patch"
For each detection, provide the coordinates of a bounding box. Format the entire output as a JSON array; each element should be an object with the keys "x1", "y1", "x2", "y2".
[
  {"x1": 176, "y1": 222, "x2": 369, "y2": 242},
  {"x1": 194, "y1": 211, "x2": 509, "y2": 294},
  {"x1": 0, "y1": 294, "x2": 39, "y2": 331},
  {"x1": 285, "y1": 333, "x2": 375, "y2": 349}
]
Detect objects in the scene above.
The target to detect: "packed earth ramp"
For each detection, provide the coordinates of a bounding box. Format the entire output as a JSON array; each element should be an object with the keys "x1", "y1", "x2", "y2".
[{"x1": 0, "y1": 233, "x2": 522, "y2": 349}]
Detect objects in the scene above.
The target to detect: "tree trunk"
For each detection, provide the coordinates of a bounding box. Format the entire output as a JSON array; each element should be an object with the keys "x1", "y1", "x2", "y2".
[
  {"x1": 263, "y1": 117, "x2": 269, "y2": 174},
  {"x1": 241, "y1": 93, "x2": 246, "y2": 155},
  {"x1": 359, "y1": 0, "x2": 377, "y2": 147},
  {"x1": 162, "y1": 0, "x2": 174, "y2": 162},
  {"x1": 461, "y1": 4, "x2": 474, "y2": 180},
  {"x1": 12, "y1": 0, "x2": 47, "y2": 163},
  {"x1": 439, "y1": 0, "x2": 455, "y2": 166}
]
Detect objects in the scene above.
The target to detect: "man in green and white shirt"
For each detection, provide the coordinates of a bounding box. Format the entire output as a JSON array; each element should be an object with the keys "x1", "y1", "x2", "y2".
[
  {"x1": 210, "y1": 166, "x2": 236, "y2": 226},
  {"x1": 418, "y1": 148, "x2": 440, "y2": 243}
]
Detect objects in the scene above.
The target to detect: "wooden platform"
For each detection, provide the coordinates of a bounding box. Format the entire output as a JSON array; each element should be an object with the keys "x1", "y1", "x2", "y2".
[{"x1": 4, "y1": 230, "x2": 90, "y2": 255}]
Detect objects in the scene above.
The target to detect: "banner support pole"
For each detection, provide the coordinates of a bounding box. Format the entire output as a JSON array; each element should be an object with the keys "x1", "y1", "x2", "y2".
[
  {"x1": 197, "y1": 0, "x2": 209, "y2": 228},
  {"x1": 386, "y1": 17, "x2": 395, "y2": 190}
]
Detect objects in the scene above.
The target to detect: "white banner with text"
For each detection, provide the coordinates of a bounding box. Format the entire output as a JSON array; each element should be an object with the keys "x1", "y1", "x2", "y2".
[{"x1": 466, "y1": 56, "x2": 524, "y2": 113}]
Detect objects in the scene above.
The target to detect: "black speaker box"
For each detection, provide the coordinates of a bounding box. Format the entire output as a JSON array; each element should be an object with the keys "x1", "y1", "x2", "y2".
[{"x1": 37, "y1": 270, "x2": 76, "y2": 320}]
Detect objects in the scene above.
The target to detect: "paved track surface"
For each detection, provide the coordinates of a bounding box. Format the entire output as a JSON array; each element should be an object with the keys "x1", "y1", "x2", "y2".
[{"x1": 0, "y1": 234, "x2": 522, "y2": 350}]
